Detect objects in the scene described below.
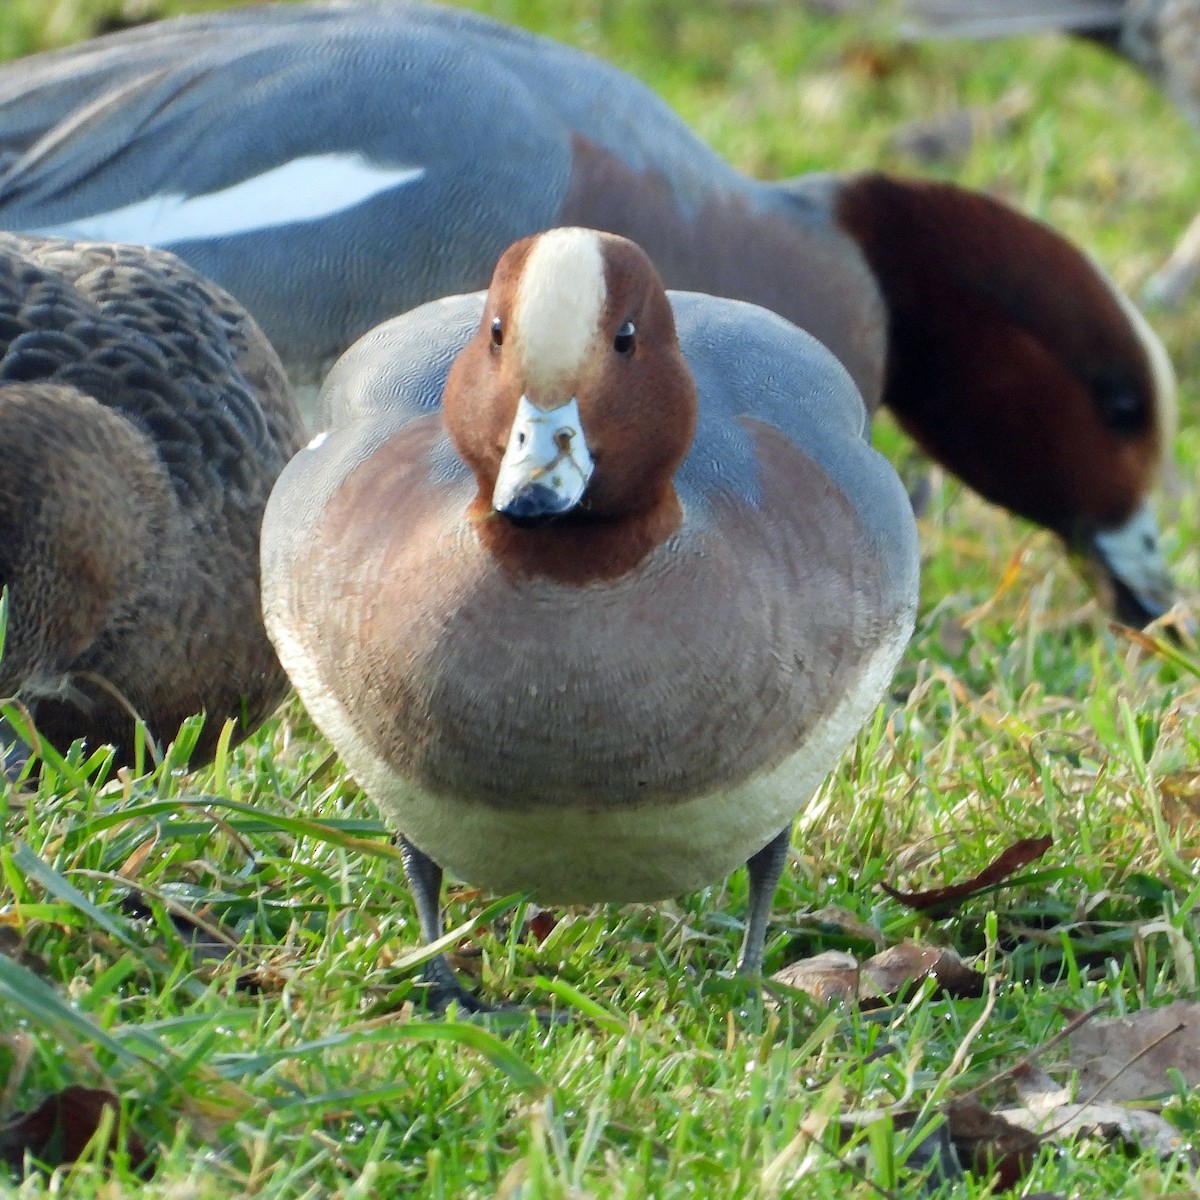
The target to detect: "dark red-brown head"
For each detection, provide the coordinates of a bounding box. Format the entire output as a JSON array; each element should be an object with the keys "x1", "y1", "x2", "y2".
[
  {"x1": 835, "y1": 172, "x2": 1176, "y2": 625},
  {"x1": 443, "y1": 228, "x2": 698, "y2": 583}
]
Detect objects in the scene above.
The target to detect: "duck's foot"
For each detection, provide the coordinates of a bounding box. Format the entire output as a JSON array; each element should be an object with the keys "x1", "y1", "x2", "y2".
[
  {"x1": 399, "y1": 835, "x2": 566, "y2": 1024},
  {"x1": 408, "y1": 954, "x2": 567, "y2": 1025},
  {"x1": 412, "y1": 954, "x2": 507, "y2": 1016}
]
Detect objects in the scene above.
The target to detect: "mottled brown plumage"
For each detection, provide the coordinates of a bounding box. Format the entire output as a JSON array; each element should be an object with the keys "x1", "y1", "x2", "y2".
[{"x1": 0, "y1": 233, "x2": 305, "y2": 765}]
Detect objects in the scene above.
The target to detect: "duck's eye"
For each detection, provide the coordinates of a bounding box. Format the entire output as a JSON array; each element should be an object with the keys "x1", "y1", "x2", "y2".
[
  {"x1": 614, "y1": 320, "x2": 636, "y2": 356},
  {"x1": 1096, "y1": 384, "x2": 1146, "y2": 433},
  {"x1": 491, "y1": 316, "x2": 504, "y2": 348}
]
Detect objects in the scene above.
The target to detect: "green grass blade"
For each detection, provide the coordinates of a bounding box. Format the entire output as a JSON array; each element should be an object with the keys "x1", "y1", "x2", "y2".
[
  {"x1": 221, "y1": 1021, "x2": 548, "y2": 1096},
  {"x1": 0, "y1": 951, "x2": 144, "y2": 1069}
]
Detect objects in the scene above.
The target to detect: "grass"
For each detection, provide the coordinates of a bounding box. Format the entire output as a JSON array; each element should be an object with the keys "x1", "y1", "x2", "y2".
[{"x1": 1, "y1": 0, "x2": 1200, "y2": 1195}]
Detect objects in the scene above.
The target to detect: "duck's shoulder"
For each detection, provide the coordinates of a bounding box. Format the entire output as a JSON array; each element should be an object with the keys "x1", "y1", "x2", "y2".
[
  {"x1": 262, "y1": 291, "x2": 483, "y2": 580},
  {"x1": 666, "y1": 292, "x2": 914, "y2": 572},
  {"x1": 0, "y1": 2, "x2": 720, "y2": 224},
  {"x1": 0, "y1": 2, "x2": 625, "y2": 165}
]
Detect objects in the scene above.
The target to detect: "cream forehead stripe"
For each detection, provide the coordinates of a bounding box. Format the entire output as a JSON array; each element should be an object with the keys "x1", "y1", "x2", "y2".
[{"x1": 512, "y1": 229, "x2": 607, "y2": 404}]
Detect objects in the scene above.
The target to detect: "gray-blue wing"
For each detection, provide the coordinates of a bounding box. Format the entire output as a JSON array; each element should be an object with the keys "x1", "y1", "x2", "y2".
[{"x1": 0, "y1": 3, "x2": 742, "y2": 373}]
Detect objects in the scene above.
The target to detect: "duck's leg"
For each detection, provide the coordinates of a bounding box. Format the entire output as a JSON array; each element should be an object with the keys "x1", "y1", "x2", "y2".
[
  {"x1": 738, "y1": 823, "x2": 792, "y2": 976},
  {"x1": 399, "y1": 835, "x2": 498, "y2": 1014}
]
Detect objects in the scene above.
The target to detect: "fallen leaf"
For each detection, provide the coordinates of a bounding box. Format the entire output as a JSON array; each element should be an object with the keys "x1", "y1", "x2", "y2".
[
  {"x1": 771, "y1": 942, "x2": 984, "y2": 1006},
  {"x1": 771, "y1": 949, "x2": 859, "y2": 1004},
  {"x1": 943, "y1": 1097, "x2": 1041, "y2": 1189},
  {"x1": 837, "y1": 1099, "x2": 1038, "y2": 1190},
  {"x1": 1000, "y1": 1065, "x2": 1185, "y2": 1160},
  {"x1": 0, "y1": 928, "x2": 49, "y2": 978},
  {"x1": 0, "y1": 1086, "x2": 150, "y2": 1175},
  {"x1": 882, "y1": 835, "x2": 1052, "y2": 917},
  {"x1": 1068, "y1": 1000, "x2": 1200, "y2": 1102},
  {"x1": 841, "y1": 43, "x2": 910, "y2": 81},
  {"x1": 862, "y1": 944, "x2": 985, "y2": 1000},
  {"x1": 526, "y1": 909, "x2": 559, "y2": 945},
  {"x1": 1113, "y1": 624, "x2": 1171, "y2": 657}
]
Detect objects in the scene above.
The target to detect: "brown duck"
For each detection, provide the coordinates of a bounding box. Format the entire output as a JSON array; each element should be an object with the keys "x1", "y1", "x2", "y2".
[{"x1": 0, "y1": 233, "x2": 304, "y2": 766}]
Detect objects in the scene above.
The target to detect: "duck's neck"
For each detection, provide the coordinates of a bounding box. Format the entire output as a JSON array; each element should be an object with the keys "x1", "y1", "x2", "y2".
[{"x1": 469, "y1": 490, "x2": 683, "y2": 586}]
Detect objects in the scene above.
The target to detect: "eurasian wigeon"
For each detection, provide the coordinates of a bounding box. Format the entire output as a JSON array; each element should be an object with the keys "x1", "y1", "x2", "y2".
[
  {"x1": 0, "y1": 1, "x2": 1176, "y2": 624},
  {"x1": 0, "y1": 233, "x2": 304, "y2": 766},
  {"x1": 905, "y1": 0, "x2": 1200, "y2": 307},
  {"x1": 260, "y1": 228, "x2": 920, "y2": 1009}
]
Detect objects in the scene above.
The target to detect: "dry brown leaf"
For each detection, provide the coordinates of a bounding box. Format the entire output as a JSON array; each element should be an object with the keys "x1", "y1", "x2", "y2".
[
  {"x1": 0, "y1": 1086, "x2": 151, "y2": 1175},
  {"x1": 0, "y1": 927, "x2": 49, "y2": 978},
  {"x1": 999, "y1": 1104, "x2": 1182, "y2": 1159},
  {"x1": 943, "y1": 1097, "x2": 1041, "y2": 1189},
  {"x1": 772, "y1": 942, "x2": 984, "y2": 1006},
  {"x1": 837, "y1": 1099, "x2": 1038, "y2": 1189},
  {"x1": 1000, "y1": 1065, "x2": 1185, "y2": 1160},
  {"x1": 1068, "y1": 1000, "x2": 1200, "y2": 1102},
  {"x1": 882, "y1": 835, "x2": 1052, "y2": 916},
  {"x1": 526, "y1": 908, "x2": 559, "y2": 945},
  {"x1": 841, "y1": 43, "x2": 910, "y2": 81},
  {"x1": 772, "y1": 949, "x2": 859, "y2": 1003},
  {"x1": 862, "y1": 943, "x2": 985, "y2": 1000}
]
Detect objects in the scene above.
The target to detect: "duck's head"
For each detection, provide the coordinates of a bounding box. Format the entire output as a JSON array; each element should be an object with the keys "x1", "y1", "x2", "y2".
[
  {"x1": 833, "y1": 172, "x2": 1178, "y2": 627},
  {"x1": 443, "y1": 227, "x2": 697, "y2": 579}
]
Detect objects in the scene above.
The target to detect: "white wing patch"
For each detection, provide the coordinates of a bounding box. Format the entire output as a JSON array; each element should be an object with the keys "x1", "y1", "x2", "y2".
[{"x1": 32, "y1": 154, "x2": 425, "y2": 246}]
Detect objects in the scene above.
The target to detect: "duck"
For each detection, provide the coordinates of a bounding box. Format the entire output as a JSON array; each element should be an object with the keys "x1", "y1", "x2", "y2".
[
  {"x1": 901, "y1": 0, "x2": 1200, "y2": 306},
  {"x1": 0, "y1": 232, "x2": 305, "y2": 767},
  {"x1": 260, "y1": 227, "x2": 921, "y2": 1008},
  {"x1": 0, "y1": 1, "x2": 1177, "y2": 626}
]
